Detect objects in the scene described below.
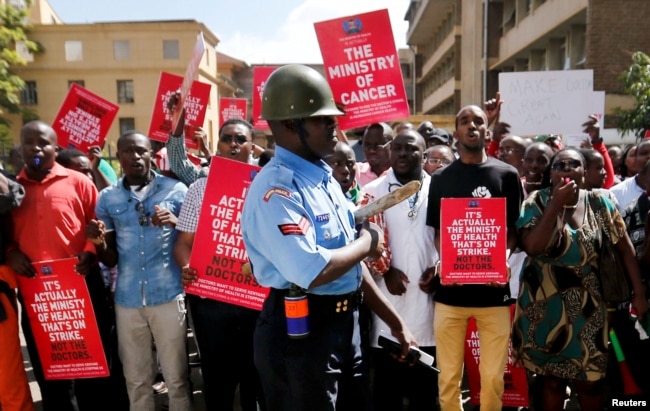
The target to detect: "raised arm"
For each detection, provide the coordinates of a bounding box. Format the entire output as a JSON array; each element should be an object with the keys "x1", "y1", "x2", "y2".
[{"x1": 167, "y1": 92, "x2": 207, "y2": 186}]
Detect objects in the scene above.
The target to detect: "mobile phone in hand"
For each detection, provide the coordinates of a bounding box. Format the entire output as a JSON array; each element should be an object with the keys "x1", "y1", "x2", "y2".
[{"x1": 378, "y1": 331, "x2": 439, "y2": 372}]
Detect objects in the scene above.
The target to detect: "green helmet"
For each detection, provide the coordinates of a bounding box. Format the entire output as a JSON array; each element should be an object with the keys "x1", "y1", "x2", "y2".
[{"x1": 261, "y1": 64, "x2": 344, "y2": 120}]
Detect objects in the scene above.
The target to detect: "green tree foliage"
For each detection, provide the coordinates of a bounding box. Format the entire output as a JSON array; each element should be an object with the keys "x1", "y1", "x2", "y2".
[
  {"x1": 0, "y1": 0, "x2": 40, "y2": 146},
  {"x1": 616, "y1": 51, "x2": 650, "y2": 139}
]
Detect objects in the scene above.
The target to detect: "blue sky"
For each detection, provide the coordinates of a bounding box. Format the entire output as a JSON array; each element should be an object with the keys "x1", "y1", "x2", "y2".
[{"x1": 47, "y1": 0, "x2": 411, "y2": 64}]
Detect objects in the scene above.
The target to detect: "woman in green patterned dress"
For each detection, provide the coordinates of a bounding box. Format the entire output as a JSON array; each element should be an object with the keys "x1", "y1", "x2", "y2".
[{"x1": 512, "y1": 148, "x2": 648, "y2": 410}]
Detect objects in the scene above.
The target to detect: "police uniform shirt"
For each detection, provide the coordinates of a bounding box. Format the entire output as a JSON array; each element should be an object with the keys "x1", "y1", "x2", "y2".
[{"x1": 242, "y1": 146, "x2": 360, "y2": 295}]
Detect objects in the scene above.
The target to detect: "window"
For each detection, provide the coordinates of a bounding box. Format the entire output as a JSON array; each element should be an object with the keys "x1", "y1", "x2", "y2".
[
  {"x1": 119, "y1": 118, "x2": 135, "y2": 136},
  {"x1": 502, "y1": 0, "x2": 516, "y2": 32},
  {"x1": 65, "y1": 41, "x2": 83, "y2": 61},
  {"x1": 163, "y1": 40, "x2": 180, "y2": 60},
  {"x1": 68, "y1": 80, "x2": 85, "y2": 88},
  {"x1": 113, "y1": 40, "x2": 130, "y2": 61},
  {"x1": 16, "y1": 41, "x2": 33, "y2": 62},
  {"x1": 559, "y1": 38, "x2": 569, "y2": 70},
  {"x1": 20, "y1": 81, "x2": 38, "y2": 105},
  {"x1": 517, "y1": 0, "x2": 530, "y2": 21},
  {"x1": 401, "y1": 63, "x2": 411, "y2": 78},
  {"x1": 117, "y1": 80, "x2": 134, "y2": 103},
  {"x1": 570, "y1": 25, "x2": 587, "y2": 69}
]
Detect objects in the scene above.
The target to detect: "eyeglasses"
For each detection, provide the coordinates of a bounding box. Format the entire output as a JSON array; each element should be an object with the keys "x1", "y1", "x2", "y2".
[
  {"x1": 219, "y1": 134, "x2": 248, "y2": 145},
  {"x1": 135, "y1": 202, "x2": 149, "y2": 227},
  {"x1": 551, "y1": 159, "x2": 582, "y2": 171},
  {"x1": 427, "y1": 158, "x2": 450, "y2": 167}
]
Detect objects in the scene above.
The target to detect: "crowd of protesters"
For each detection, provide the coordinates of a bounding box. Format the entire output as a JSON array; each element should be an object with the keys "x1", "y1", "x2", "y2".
[{"x1": 1, "y1": 65, "x2": 650, "y2": 411}]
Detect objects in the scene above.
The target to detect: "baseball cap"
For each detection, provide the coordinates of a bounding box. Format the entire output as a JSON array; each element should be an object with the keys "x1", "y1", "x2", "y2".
[{"x1": 427, "y1": 128, "x2": 451, "y2": 144}]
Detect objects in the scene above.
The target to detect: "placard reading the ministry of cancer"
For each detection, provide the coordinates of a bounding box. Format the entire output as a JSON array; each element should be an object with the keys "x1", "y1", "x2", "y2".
[
  {"x1": 440, "y1": 198, "x2": 508, "y2": 285},
  {"x1": 185, "y1": 157, "x2": 270, "y2": 310},
  {"x1": 17, "y1": 257, "x2": 109, "y2": 380},
  {"x1": 52, "y1": 84, "x2": 119, "y2": 153},
  {"x1": 314, "y1": 9, "x2": 409, "y2": 130}
]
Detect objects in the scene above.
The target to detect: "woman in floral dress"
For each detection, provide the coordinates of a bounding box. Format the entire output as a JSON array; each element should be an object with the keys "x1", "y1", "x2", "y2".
[{"x1": 513, "y1": 148, "x2": 647, "y2": 411}]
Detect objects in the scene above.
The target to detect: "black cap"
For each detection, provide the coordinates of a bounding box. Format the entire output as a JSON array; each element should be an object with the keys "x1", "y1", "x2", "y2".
[{"x1": 426, "y1": 128, "x2": 451, "y2": 144}]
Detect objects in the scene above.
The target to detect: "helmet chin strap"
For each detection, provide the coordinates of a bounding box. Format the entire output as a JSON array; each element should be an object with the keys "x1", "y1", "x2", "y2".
[{"x1": 293, "y1": 119, "x2": 321, "y2": 161}]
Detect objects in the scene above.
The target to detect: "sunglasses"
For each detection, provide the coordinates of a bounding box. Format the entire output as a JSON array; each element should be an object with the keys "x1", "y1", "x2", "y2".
[
  {"x1": 135, "y1": 202, "x2": 149, "y2": 227},
  {"x1": 551, "y1": 159, "x2": 582, "y2": 171},
  {"x1": 219, "y1": 134, "x2": 248, "y2": 145}
]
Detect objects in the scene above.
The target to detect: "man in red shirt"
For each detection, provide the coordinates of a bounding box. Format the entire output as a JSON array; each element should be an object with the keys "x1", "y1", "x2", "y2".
[
  {"x1": 356, "y1": 122, "x2": 393, "y2": 187},
  {"x1": 7, "y1": 121, "x2": 126, "y2": 411}
]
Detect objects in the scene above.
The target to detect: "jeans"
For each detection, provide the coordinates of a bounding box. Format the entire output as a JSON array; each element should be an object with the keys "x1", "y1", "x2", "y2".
[{"x1": 115, "y1": 298, "x2": 190, "y2": 411}]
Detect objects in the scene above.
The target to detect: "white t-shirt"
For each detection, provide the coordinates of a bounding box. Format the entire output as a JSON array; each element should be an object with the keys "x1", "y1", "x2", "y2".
[
  {"x1": 609, "y1": 176, "x2": 644, "y2": 211},
  {"x1": 363, "y1": 170, "x2": 437, "y2": 348}
]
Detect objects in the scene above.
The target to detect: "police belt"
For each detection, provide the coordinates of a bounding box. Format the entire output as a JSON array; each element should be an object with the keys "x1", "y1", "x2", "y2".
[
  {"x1": 0, "y1": 280, "x2": 17, "y2": 323},
  {"x1": 272, "y1": 288, "x2": 363, "y2": 315}
]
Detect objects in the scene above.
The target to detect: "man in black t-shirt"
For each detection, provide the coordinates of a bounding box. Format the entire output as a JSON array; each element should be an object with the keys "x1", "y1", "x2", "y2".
[{"x1": 423, "y1": 105, "x2": 523, "y2": 411}]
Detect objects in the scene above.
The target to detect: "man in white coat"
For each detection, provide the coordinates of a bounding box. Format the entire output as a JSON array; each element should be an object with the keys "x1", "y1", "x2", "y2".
[{"x1": 362, "y1": 129, "x2": 438, "y2": 411}]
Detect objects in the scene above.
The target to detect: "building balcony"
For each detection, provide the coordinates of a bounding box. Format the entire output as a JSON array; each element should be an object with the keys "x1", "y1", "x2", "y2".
[
  {"x1": 405, "y1": 0, "x2": 454, "y2": 46},
  {"x1": 421, "y1": 29, "x2": 455, "y2": 76},
  {"x1": 422, "y1": 76, "x2": 455, "y2": 113},
  {"x1": 492, "y1": 0, "x2": 587, "y2": 70}
]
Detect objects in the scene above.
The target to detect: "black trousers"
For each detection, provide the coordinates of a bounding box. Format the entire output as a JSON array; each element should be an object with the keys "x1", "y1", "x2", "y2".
[
  {"x1": 254, "y1": 288, "x2": 371, "y2": 411},
  {"x1": 187, "y1": 294, "x2": 264, "y2": 411},
  {"x1": 371, "y1": 346, "x2": 438, "y2": 411},
  {"x1": 19, "y1": 265, "x2": 128, "y2": 411}
]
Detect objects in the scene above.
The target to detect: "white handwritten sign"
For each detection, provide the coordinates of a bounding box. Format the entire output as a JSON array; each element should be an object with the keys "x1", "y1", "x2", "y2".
[{"x1": 499, "y1": 70, "x2": 596, "y2": 136}]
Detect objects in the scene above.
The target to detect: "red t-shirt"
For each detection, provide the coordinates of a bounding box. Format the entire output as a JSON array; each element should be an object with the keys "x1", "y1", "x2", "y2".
[{"x1": 12, "y1": 163, "x2": 98, "y2": 262}]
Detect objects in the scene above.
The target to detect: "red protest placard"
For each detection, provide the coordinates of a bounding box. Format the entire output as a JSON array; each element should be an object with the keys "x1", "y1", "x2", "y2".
[
  {"x1": 464, "y1": 306, "x2": 529, "y2": 408},
  {"x1": 439, "y1": 198, "x2": 508, "y2": 284},
  {"x1": 219, "y1": 97, "x2": 248, "y2": 125},
  {"x1": 17, "y1": 257, "x2": 109, "y2": 380},
  {"x1": 185, "y1": 157, "x2": 270, "y2": 310},
  {"x1": 148, "y1": 71, "x2": 212, "y2": 149},
  {"x1": 314, "y1": 9, "x2": 410, "y2": 130},
  {"x1": 170, "y1": 32, "x2": 206, "y2": 134},
  {"x1": 52, "y1": 83, "x2": 119, "y2": 152},
  {"x1": 252, "y1": 66, "x2": 279, "y2": 130}
]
